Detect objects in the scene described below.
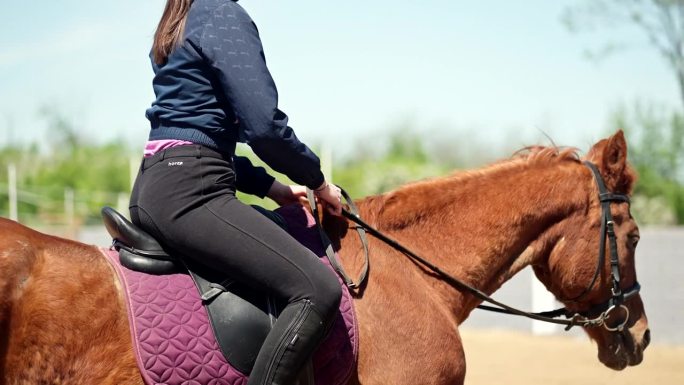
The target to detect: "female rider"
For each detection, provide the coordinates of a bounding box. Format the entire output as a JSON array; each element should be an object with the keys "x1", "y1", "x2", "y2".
[{"x1": 129, "y1": 0, "x2": 343, "y2": 384}]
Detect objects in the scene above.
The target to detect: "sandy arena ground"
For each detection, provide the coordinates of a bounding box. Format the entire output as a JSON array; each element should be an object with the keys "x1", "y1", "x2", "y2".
[{"x1": 461, "y1": 329, "x2": 684, "y2": 385}]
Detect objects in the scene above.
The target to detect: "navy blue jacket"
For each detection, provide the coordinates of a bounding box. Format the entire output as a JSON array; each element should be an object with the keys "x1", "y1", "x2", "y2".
[{"x1": 146, "y1": 0, "x2": 324, "y2": 190}]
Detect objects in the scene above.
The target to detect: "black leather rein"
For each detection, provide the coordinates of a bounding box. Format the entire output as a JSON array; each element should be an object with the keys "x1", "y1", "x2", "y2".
[{"x1": 313, "y1": 161, "x2": 641, "y2": 332}]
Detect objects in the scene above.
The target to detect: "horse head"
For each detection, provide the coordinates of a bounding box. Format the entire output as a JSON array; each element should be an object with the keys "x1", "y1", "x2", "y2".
[{"x1": 532, "y1": 130, "x2": 650, "y2": 370}]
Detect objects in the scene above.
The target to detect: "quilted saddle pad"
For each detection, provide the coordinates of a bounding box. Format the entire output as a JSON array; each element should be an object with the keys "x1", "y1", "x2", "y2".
[{"x1": 100, "y1": 204, "x2": 358, "y2": 385}]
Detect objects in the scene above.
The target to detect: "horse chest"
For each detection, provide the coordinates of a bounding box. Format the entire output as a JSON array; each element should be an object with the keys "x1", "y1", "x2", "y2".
[{"x1": 352, "y1": 276, "x2": 466, "y2": 384}]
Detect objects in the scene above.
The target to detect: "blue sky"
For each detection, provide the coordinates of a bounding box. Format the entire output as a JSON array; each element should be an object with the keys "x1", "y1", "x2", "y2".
[{"x1": 0, "y1": 0, "x2": 679, "y2": 158}]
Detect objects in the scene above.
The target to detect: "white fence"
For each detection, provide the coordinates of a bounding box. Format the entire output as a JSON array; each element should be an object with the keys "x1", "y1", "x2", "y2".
[{"x1": 2, "y1": 163, "x2": 130, "y2": 226}]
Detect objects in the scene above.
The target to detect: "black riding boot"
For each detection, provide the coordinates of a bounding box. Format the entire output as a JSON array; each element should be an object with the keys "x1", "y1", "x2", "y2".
[{"x1": 247, "y1": 299, "x2": 331, "y2": 385}]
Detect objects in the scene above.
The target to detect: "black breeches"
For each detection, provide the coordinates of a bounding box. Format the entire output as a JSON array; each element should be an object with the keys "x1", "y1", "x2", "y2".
[{"x1": 129, "y1": 145, "x2": 342, "y2": 328}]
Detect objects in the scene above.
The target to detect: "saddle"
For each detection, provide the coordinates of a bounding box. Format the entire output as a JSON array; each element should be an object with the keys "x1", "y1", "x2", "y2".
[{"x1": 101, "y1": 206, "x2": 315, "y2": 382}]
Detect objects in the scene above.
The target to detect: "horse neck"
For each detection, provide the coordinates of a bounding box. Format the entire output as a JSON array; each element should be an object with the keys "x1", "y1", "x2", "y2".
[{"x1": 356, "y1": 158, "x2": 587, "y2": 321}]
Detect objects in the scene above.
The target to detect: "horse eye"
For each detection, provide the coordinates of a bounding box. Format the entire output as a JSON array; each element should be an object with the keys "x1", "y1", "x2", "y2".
[{"x1": 628, "y1": 234, "x2": 640, "y2": 248}]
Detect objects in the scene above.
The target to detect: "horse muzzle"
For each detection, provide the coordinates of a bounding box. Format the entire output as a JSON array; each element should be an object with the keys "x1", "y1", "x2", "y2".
[{"x1": 598, "y1": 322, "x2": 650, "y2": 370}]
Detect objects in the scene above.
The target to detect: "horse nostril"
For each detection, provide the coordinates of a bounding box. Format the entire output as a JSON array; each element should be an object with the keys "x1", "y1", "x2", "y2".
[{"x1": 643, "y1": 328, "x2": 651, "y2": 349}]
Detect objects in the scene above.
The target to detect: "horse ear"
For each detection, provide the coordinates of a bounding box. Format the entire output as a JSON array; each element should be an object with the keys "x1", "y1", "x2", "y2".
[
  {"x1": 602, "y1": 130, "x2": 628, "y2": 179},
  {"x1": 587, "y1": 130, "x2": 634, "y2": 193}
]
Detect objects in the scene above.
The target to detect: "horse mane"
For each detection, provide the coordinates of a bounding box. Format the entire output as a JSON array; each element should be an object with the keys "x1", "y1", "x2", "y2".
[
  {"x1": 512, "y1": 146, "x2": 580, "y2": 163},
  {"x1": 362, "y1": 146, "x2": 582, "y2": 231}
]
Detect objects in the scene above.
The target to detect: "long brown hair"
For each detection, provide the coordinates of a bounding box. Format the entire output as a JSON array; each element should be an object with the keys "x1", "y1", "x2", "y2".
[{"x1": 152, "y1": 0, "x2": 194, "y2": 65}]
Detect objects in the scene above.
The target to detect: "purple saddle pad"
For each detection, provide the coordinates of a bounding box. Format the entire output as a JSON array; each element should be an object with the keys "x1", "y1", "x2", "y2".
[{"x1": 101, "y1": 204, "x2": 358, "y2": 385}]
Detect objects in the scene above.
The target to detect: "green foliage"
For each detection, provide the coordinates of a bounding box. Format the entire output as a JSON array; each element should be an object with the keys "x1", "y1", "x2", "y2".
[
  {"x1": 25, "y1": 143, "x2": 130, "y2": 193},
  {"x1": 233, "y1": 146, "x2": 283, "y2": 210},
  {"x1": 610, "y1": 102, "x2": 684, "y2": 224},
  {"x1": 232, "y1": 125, "x2": 468, "y2": 211},
  {"x1": 2, "y1": 107, "x2": 682, "y2": 227},
  {"x1": 333, "y1": 130, "x2": 449, "y2": 199},
  {"x1": 234, "y1": 130, "x2": 451, "y2": 208},
  {"x1": 0, "y1": 109, "x2": 133, "y2": 225},
  {"x1": 563, "y1": 1, "x2": 684, "y2": 110},
  {"x1": 564, "y1": 0, "x2": 684, "y2": 224}
]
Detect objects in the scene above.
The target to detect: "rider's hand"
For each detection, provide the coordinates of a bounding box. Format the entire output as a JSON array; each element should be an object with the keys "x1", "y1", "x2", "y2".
[
  {"x1": 267, "y1": 180, "x2": 307, "y2": 206},
  {"x1": 313, "y1": 181, "x2": 342, "y2": 216}
]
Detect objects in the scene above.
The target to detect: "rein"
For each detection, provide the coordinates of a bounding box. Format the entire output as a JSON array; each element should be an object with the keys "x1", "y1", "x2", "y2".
[{"x1": 309, "y1": 161, "x2": 640, "y2": 332}]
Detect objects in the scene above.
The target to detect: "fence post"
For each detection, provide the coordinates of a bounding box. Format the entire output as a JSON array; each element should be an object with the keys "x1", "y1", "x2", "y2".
[
  {"x1": 531, "y1": 269, "x2": 559, "y2": 335},
  {"x1": 8, "y1": 163, "x2": 17, "y2": 221},
  {"x1": 64, "y1": 188, "x2": 74, "y2": 227}
]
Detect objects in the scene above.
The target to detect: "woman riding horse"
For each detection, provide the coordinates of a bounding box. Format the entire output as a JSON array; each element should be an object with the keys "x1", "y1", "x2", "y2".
[
  {"x1": 0, "y1": 131, "x2": 651, "y2": 384},
  {"x1": 133, "y1": 0, "x2": 344, "y2": 384}
]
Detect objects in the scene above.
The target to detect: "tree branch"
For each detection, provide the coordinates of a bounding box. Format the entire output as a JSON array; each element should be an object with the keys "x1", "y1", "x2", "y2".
[{"x1": 565, "y1": 0, "x2": 684, "y2": 110}]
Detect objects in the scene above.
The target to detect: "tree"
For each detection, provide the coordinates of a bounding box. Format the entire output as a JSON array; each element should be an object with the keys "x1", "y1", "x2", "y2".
[
  {"x1": 611, "y1": 102, "x2": 684, "y2": 223},
  {"x1": 563, "y1": 0, "x2": 684, "y2": 109},
  {"x1": 564, "y1": 1, "x2": 684, "y2": 224}
]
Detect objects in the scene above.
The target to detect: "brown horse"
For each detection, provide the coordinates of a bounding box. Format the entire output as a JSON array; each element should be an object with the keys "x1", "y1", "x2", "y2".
[{"x1": 0, "y1": 131, "x2": 649, "y2": 384}]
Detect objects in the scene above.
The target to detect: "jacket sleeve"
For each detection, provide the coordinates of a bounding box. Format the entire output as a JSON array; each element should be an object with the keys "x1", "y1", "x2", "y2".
[
  {"x1": 233, "y1": 155, "x2": 275, "y2": 198},
  {"x1": 200, "y1": 3, "x2": 324, "y2": 190}
]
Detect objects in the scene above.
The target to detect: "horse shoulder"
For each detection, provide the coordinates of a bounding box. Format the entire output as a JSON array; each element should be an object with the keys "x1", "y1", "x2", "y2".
[{"x1": 349, "y1": 244, "x2": 467, "y2": 384}]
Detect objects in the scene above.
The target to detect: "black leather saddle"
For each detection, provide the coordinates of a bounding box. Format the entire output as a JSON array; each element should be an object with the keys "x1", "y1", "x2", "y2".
[{"x1": 101, "y1": 206, "x2": 312, "y2": 379}]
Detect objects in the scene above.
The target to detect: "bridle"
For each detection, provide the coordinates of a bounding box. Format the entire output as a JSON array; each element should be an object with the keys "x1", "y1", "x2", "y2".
[
  {"x1": 560, "y1": 161, "x2": 641, "y2": 332},
  {"x1": 309, "y1": 161, "x2": 641, "y2": 332}
]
